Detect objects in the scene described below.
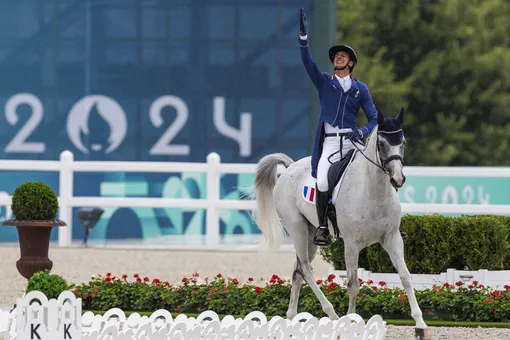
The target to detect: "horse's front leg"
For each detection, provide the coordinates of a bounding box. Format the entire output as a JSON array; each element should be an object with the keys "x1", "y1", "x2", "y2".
[
  {"x1": 344, "y1": 243, "x2": 360, "y2": 314},
  {"x1": 382, "y1": 231, "x2": 430, "y2": 339}
]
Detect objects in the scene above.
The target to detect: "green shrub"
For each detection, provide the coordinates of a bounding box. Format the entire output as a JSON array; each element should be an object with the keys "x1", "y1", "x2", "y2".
[
  {"x1": 319, "y1": 214, "x2": 510, "y2": 273},
  {"x1": 26, "y1": 270, "x2": 69, "y2": 299},
  {"x1": 11, "y1": 181, "x2": 59, "y2": 220}
]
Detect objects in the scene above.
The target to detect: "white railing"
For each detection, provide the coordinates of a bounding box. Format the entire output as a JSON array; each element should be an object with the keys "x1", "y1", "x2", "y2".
[
  {"x1": 0, "y1": 291, "x2": 388, "y2": 340},
  {"x1": 329, "y1": 267, "x2": 510, "y2": 290},
  {"x1": 1, "y1": 150, "x2": 510, "y2": 248}
]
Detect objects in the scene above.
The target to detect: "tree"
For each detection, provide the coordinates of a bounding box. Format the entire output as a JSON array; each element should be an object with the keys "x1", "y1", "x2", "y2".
[{"x1": 338, "y1": 0, "x2": 510, "y2": 165}]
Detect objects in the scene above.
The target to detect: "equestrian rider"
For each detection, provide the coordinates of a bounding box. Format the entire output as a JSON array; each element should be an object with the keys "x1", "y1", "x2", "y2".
[{"x1": 299, "y1": 8, "x2": 378, "y2": 246}]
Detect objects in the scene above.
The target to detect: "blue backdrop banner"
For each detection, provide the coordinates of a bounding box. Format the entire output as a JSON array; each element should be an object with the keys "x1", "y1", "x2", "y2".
[{"x1": 0, "y1": 0, "x2": 314, "y2": 242}]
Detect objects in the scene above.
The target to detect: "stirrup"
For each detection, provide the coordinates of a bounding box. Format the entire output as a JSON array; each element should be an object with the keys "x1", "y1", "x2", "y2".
[{"x1": 313, "y1": 225, "x2": 332, "y2": 246}]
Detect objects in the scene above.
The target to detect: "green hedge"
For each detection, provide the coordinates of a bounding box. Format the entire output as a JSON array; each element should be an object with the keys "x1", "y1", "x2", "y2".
[
  {"x1": 319, "y1": 214, "x2": 510, "y2": 273},
  {"x1": 69, "y1": 273, "x2": 510, "y2": 322}
]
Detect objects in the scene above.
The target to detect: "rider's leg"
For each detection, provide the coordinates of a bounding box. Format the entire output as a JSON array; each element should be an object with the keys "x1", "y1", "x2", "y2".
[{"x1": 314, "y1": 137, "x2": 341, "y2": 246}]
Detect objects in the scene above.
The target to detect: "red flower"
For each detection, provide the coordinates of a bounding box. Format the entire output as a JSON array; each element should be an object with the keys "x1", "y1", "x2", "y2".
[
  {"x1": 316, "y1": 279, "x2": 323, "y2": 285},
  {"x1": 192, "y1": 272, "x2": 200, "y2": 277},
  {"x1": 122, "y1": 274, "x2": 128, "y2": 280},
  {"x1": 83, "y1": 293, "x2": 89, "y2": 299},
  {"x1": 248, "y1": 277, "x2": 254, "y2": 282},
  {"x1": 134, "y1": 274, "x2": 139, "y2": 278},
  {"x1": 153, "y1": 278, "x2": 161, "y2": 284},
  {"x1": 493, "y1": 309, "x2": 497, "y2": 315},
  {"x1": 504, "y1": 285, "x2": 510, "y2": 291},
  {"x1": 472, "y1": 280, "x2": 479, "y2": 286},
  {"x1": 358, "y1": 278, "x2": 364, "y2": 285},
  {"x1": 106, "y1": 273, "x2": 111, "y2": 277},
  {"x1": 379, "y1": 281, "x2": 387, "y2": 287},
  {"x1": 173, "y1": 307, "x2": 180, "y2": 312},
  {"x1": 367, "y1": 280, "x2": 374, "y2": 285},
  {"x1": 216, "y1": 273, "x2": 222, "y2": 278},
  {"x1": 327, "y1": 282, "x2": 339, "y2": 291},
  {"x1": 91, "y1": 294, "x2": 96, "y2": 299},
  {"x1": 105, "y1": 277, "x2": 112, "y2": 282},
  {"x1": 254, "y1": 287, "x2": 262, "y2": 294},
  {"x1": 327, "y1": 274, "x2": 335, "y2": 282},
  {"x1": 371, "y1": 286, "x2": 377, "y2": 291},
  {"x1": 468, "y1": 284, "x2": 474, "y2": 289},
  {"x1": 491, "y1": 290, "x2": 503, "y2": 298},
  {"x1": 144, "y1": 277, "x2": 149, "y2": 282},
  {"x1": 136, "y1": 278, "x2": 142, "y2": 283},
  {"x1": 209, "y1": 289, "x2": 216, "y2": 295},
  {"x1": 455, "y1": 281, "x2": 463, "y2": 287},
  {"x1": 269, "y1": 274, "x2": 282, "y2": 284}
]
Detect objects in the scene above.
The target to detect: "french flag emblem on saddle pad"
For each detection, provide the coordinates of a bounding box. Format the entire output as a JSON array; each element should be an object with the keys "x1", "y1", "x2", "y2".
[{"x1": 303, "y1": 185, "x2": 316, "y2": 203}]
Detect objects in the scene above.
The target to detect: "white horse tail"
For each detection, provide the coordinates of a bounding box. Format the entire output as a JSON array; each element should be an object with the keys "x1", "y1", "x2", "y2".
[{"x1": 254, "y1": 153, "x2": 294, "y2": 252}]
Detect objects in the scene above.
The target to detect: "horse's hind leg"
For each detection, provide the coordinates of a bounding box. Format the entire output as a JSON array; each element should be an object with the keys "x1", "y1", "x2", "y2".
[
  {"x1": 381, "y1": 231, "x2": 429, "y2": 337},
  {"x1": 284, "y1": 217, "x2": 339, "y2": 320},
  {"x1": 286, "y1": 222, "x2": 321, "y2": 320}
]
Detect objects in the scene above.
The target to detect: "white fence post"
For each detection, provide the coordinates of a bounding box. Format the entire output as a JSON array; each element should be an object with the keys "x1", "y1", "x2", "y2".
[
  {"x1": 58, "y1": 151, "x2": 74, "y2": 247},
  {"x1": 206, "y1": 152, "x2": 221, "y2": 247}
]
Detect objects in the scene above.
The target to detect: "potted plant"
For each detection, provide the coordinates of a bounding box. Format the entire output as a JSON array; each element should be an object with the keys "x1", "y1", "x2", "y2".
[{"x1": 2, "y1": 181, "x2": 66, "y2": 279}]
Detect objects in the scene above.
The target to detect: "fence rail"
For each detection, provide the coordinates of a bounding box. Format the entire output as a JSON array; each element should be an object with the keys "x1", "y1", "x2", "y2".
[{"x1": 1, "y1": 150, "x2": 510, "y2": 248}]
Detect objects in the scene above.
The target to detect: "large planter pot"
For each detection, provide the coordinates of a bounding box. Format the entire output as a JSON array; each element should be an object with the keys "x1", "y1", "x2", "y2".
[{"x1": 2, "y1": 219, "x2": 66, "y2": 279}]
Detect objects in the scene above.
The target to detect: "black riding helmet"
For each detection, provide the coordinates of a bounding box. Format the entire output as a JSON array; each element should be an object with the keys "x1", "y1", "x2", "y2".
[{"x1": 328, "y1": 45, "x2": 358, "y2": 72}]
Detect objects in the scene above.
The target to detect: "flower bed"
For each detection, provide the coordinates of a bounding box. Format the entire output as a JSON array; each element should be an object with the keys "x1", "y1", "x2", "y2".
[{"x1": 67, "y1": 272, "x2": 510, "y2": 322}]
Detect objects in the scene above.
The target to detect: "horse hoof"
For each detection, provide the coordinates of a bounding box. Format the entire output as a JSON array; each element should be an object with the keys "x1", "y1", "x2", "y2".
[{"x1": 415, "y1": 327, "x2": 431, "y2": 340}]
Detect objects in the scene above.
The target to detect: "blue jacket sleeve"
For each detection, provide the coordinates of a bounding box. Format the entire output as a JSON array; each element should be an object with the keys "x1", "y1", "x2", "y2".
[
  {"x1": 299, "y1": 36, "x2": 323, "y2": 89},
  {"x1": 359, "y1": 85, "x2": 378, "y2": 137}
]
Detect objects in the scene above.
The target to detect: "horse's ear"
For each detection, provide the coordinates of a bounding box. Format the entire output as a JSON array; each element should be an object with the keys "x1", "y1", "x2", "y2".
[
  {"x1": 396, "y1": 107, "x2": 404, "y2": 125},
  {"x1": 377, "y1": 108, "x2": 385, "y2": 126}
]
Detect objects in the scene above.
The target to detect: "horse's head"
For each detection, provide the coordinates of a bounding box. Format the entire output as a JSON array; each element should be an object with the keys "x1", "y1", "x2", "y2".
[{"x1": 377, "y1": 107, "x2": 406, "y2": 189}]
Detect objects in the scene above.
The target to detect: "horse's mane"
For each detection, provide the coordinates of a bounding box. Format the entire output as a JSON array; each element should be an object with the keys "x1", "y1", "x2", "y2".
[{"x1": 363, "y1": 125, "x2": 379, "y2": 159}]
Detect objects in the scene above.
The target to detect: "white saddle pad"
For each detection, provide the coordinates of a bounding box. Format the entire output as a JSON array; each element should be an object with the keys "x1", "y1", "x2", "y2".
[{"x1": 302, "y1": 150, "x2": 357, "y2": 205}]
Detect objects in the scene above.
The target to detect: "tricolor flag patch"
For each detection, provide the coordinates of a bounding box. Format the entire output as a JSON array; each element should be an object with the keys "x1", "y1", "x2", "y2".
[{"x1": 303, "y1": 185, "x2": 315, "y2": 203}]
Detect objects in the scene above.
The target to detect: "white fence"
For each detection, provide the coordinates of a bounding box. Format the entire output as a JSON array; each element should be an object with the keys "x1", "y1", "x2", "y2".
[
  {"x1": 0, "y1": 290, "x2": 387, "y2": 340},
  {"x1": 1, "y1": 150, "x2": 510, "y2": 248},
  {"x1": 329, "y1": 267, "x2": 510, "y2": 290}
]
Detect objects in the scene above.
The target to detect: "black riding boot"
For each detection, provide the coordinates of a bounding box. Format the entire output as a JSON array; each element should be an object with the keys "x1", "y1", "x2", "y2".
[{"x1": 313, "y1": 186, "x2": 331, "y2": 246}]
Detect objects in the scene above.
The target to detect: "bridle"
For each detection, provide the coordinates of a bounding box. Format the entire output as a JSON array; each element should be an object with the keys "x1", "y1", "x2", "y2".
[{"x1": 350, "y1": 129, "x2": 405, "y2": 175}]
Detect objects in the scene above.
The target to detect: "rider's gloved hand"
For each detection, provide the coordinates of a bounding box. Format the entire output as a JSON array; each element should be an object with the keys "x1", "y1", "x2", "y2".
[
  {"x1": 346, "y1": 129, "x2": 363, "y2": 143},
  {"x1": 300, "y1": 8, "x2": 307, "y2": 36}
]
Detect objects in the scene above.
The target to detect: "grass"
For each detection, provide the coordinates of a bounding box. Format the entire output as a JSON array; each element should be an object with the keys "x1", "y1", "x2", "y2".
[{"x1": 83, "y1": 310, "x2": 510, "y2": 328}]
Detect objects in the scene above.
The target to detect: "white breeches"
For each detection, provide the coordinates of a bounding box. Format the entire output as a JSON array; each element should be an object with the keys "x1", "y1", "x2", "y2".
[{"x1": 316, "y1": 136, "x2": 361, "y2": 192}]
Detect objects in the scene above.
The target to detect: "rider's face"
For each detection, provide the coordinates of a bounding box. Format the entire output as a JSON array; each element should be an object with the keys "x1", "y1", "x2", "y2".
[{"x1": 334, "y1": 52, "x2": 351, "y2": 68}]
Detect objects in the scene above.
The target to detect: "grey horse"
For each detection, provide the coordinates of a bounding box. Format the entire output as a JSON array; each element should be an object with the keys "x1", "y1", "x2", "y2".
[{"x1": 253, "y1": 108, "x2": 430, "y2": 339}]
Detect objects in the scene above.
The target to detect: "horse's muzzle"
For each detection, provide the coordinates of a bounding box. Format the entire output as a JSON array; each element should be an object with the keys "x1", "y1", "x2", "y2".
[{"x1": 390, "y1": 174, "x2": 406, "y2": 188}]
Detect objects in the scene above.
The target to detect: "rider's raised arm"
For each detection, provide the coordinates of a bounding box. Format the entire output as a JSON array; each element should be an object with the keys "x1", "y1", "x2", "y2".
[
  {"x1": 299, "y1": 35, "x2": 323, "y2": 89},
  {"x1": 359, "y1": 84, "x2": 378, "y2": 137}
]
